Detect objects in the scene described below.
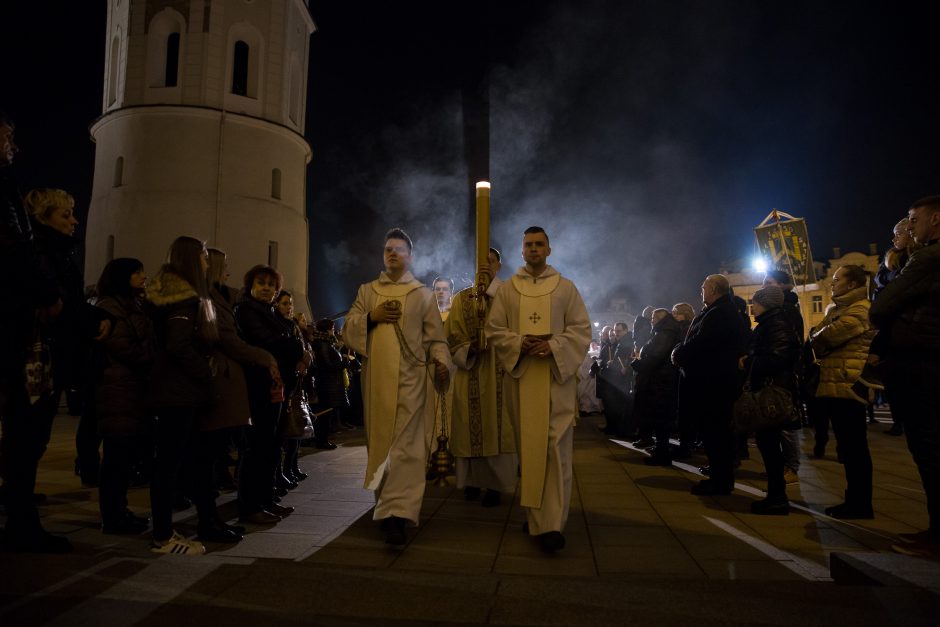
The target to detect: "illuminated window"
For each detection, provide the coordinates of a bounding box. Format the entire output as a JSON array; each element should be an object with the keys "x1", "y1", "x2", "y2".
[{"x1": 812, "y1": 295, "x2": 823, "y2": 313}]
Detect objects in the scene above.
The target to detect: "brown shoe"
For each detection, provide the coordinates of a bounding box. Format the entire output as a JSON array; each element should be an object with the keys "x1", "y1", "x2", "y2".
[
  {"x1": 239, "y1": 510, "x2": 281, "y2": 525},
  {"x1": 266, "y1": 503, "x2": 294, "y2": 517}
]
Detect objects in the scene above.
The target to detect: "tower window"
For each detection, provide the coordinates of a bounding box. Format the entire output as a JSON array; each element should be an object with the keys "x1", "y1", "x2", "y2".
[
  {"x1": 268, "y1": 241, "x2": 279, "y2": 268},
  {"x1": 165, "y1": 33, "x2": 180, "y2": 87},
  {"x1": 232, "y1": 41, "x2": 249, "y2": 96},
  {"x1": 113, "y1": 156, "x2": 124, "y2": 187},
  {"x1": 106, "y1": 235, "x2": 115, "y2": 264},
  {"x1": 271, "y1": 168, "x2": 282, "y2": 199},
  {"x1": 108, "y1": 36, "x2": 120, "y2": 106}
]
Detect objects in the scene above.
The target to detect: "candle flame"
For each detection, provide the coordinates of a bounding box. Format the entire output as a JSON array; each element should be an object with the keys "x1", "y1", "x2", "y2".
[{"x1": 475, "y1": 181, "x2": 491, "y2": 190}]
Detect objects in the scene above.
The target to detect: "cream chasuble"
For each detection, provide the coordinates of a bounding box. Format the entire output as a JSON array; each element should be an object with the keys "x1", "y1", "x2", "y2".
[{"x1": 513, "y1": 272, "x2": 560, "y2": 508}]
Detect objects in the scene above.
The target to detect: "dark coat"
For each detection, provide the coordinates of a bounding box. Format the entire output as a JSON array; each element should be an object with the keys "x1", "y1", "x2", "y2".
[
  {"x1": 632, "y1": 315, "x2": 652, "y2": 354},
  {"x1": 745, "y1": 307, "x2": 800, "y2": 394},
  {"x1": 32, "y1": 221, "x2": 106, "y2": 393},
  {"x1": 631, "y1": 314, "x2": 681, "y2": 416},
  {"x1": 0, "y1": 171, "x2": 58, "y2": 392},
  {"x1": 673, "y1": 294, "x2": 749, "y2": 409},
  {"x1": 781, "y1": 290, "x2": 805, "y2": 341},
  {"x1": 145, "y1": 270, "x2": 215, "y2": 409},
  {"x1": 202, "y1": 285, "x2": 274, "y2": 431},
  {"x1": 870, "y1": 240, "x2": 940, "y2": 357},
  {"x1": 94, "y1": 295, "x2": 155, "y2": 436},
  {"x1": 312, "y1": 332, "x2": 349, "y2": 408},
  {"x1": 234, "y1": 296, "x2": 305, "y2": 408}
]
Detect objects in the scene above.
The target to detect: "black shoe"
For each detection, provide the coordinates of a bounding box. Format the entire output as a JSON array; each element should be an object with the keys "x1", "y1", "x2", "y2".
[
  {"x1": 644, "y1": 455, "x2": 672, "y2": 467},
  {"x1": 690, "y1": 480, "x2": 732, "y2": 496},
  {"x1": 273, "y1": 486, "x2": 289, "y2": 498},
  {"x1": 824, "y1": 502, "x2": 874, "y2": 519},
  {"x1": 632, "y1": 438, "x2": 655, "y2": 448},
  {"x1": 380, "y1": 516, "x2": 407, "y2": 546},
  {"x1": 537, "y1": 531, "x2": 566, "y2": 553},
  {"x1": 291, "y1": 467, "x2": 308, "y2": 481},
  {"x1": 172, "y1": 495, "x2": 192, "y2": 511},
  {"x1": 464, "y1": 486, "x2": 482, "y2": 501},
  {"x1": 699, "y1": 465, "x2": 711, "y2": 476},
  {"x1": 315, "y1": 441, "x2": 337, "y2": 450},
  {"x1": 481, "y1": 490, "x2": 502, "y2": 507},
  {"x1": 197, "y1": 524, "x2": 243, "y2": 543},
  {"x1": 123, "y1": 510, "x2": 150, "y2": 528},
  {"x1": 750, "y1": 497, "x2": 789, "y2": 515},
  {"x1": 266, "y1": 503, "x2": 294, "y2": 517},
  {"x1": 2, "y1": 529, "x2": 73, "y2": 554},
  {"x1": 275, "y1": 473, "x2": 298, "y2": 491}
]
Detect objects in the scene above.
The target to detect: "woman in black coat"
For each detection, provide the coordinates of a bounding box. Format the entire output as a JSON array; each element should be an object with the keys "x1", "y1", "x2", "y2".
[
  {"x1": 94, "y1": 258, "x2": 155, "y2": 534},
  {"x1": 631, "y1": 310, "x2": 681, "y2": 465},
  {"x1": 145, "y1": 236, "x2": 218, "y2": 555},
  {"x1": 311, "y1": 318, "x2": 348, "y2": 448},
  {"x1": 742, "y1": 286, "x2": 801, "y2": 515},
  {"x1": 234, "y1": 266, "x2": 306, "y2": 524}
]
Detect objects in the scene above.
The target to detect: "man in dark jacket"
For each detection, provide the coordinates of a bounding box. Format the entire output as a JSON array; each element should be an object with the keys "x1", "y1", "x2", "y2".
[
  {"x1": 672, "y1": 274, "x2": 749, "y2": 495},
  {"x1": 0, "y1": 112, "x2": 70, "y2": 553},
  {"x1": 871, "y1": 195, "x2": 940, "y2": 558},
  {"x1": 632, "y1": 310, "x2": 681, "y2": 465}
]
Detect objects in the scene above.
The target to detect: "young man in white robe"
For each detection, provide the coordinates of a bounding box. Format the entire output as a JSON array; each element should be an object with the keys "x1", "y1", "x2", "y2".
[
  {"x1": 342, "y1": 228, "x2": 453, "y2": 545},
  {"x1": 445, "y1": 248, "x2": 518, "y2": 507},
  {"x1": 486, "y1": 226, "x2": 592, "y2": 552}
]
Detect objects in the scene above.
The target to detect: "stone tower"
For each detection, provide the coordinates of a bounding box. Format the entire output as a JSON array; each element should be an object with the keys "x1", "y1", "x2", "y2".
[{"x1": 86, "y1": 0, "x2": 316, "y2": 310}]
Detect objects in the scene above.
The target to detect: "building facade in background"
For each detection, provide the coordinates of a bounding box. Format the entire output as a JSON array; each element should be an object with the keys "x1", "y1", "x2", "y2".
[{"x1": 85, "y1": 0, "x2": 315, "y2": 310}]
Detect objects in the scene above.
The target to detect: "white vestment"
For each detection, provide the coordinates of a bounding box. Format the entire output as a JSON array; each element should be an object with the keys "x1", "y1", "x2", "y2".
[
  {"x1": 486, "y1": 265, "x2": 591, "y2": 534},
  {"x1": 445, "y1": 278, "x2": 518, "y2": 493},
  {"x1": 343, "y1": 271, "x2": 453, "y2": 524}
]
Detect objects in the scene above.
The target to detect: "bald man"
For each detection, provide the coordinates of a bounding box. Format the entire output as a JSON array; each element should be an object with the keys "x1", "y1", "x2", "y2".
[{"x1": 672, "y1": 274, "x2": 749, "y2": 496}]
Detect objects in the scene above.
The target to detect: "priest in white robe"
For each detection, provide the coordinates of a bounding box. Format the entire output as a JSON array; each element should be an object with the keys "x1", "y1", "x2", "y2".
[
  {"x1": 446, "y1": 248, "x2": 518, "y2": 506},
  {"x1": 486, "y1": 226, "x2": 591, "y2": 552},
  {"x1": 343, "y1": 228, "x2": 453, "y2": 545}
]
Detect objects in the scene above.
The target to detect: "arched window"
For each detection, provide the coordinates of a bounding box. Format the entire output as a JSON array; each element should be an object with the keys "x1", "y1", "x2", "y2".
[
  {"x1": 268, "y1": 241, "x2": 279, "y2": 268},
  {"x1": 108, "y1": 36, "x2": 120, "y2": 106},
  {"x1": 288, "y1": 56, "x2": 301, "y2": 124},
  {"x1": 106, "y1": 235, "x2": 115, "y2": 263},
  {"x1": 271, "y1": 168, "x2": 282, "y2": 199},
  {"x1": 232, "y1": 41, "x2": 249, "y2": 96},
  {"x1": 113, "y1": 156, "x2": 124, "y2": 187},
  {"x1": 165, "y1": 33, "x2": 180, "y2": 87},
  {"x1": 146, "y1": 11, "x2": 185, "y2": 89}
]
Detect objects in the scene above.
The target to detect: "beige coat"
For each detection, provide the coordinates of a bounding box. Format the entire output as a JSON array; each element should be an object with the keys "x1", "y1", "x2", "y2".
[{"x1": 811, "y1": 285, "x2": 874, "y2": 402}]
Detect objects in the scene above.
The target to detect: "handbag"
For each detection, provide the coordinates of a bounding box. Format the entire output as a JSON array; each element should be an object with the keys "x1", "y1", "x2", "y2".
[
  {"x1": 281, "y1": 384, "x2": 314, "y2": 439},
  {"x1": 24, "y1": 321, "x2": 54, "y2": 405},
  {"x1": 732, "y1": 360, "x2": 796, "y2": 433}
]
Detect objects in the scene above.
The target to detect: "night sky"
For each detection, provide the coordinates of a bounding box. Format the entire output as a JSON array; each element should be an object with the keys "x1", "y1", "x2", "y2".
[{"x1": 4, "y1": 1, "x2": 939, "y2": 319}]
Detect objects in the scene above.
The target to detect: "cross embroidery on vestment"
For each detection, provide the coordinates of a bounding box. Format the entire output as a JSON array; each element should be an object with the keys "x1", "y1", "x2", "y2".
[{"x1": 529, "y1": 312, "x2": 541, "y2": 324}]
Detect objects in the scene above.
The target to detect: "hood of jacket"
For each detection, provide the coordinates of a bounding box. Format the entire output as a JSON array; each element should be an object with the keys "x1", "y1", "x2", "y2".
[{"x1": 146, "y1": 270, "x2": 198, "y2": 308}]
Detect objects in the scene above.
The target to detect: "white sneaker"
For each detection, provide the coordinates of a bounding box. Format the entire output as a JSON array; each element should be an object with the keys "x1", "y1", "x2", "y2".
[{"x1": 150, "y1": 531, "x2": 206, "y2": 555}]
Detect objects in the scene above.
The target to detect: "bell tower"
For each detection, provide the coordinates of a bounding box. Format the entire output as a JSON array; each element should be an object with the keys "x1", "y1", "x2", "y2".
[{"x1": 86, "y1": 0, "x2": 316, "y2": 309}]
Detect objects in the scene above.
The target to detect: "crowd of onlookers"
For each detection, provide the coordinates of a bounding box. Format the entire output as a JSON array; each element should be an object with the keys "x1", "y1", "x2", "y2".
[
  {"x1": 0, "y1": 110, "x2": 363, "y2": 555},
  {"x1": 2, "y1": 107, "x2": 938, "y2": 560},
  {"x1": 583, "y1": 199, "x2": 940, "y2": 558}
]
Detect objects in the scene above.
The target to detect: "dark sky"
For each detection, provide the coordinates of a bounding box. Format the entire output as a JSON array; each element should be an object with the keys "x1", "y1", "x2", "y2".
[{"x1": 4, "y1": 1, "x2": 939, "y2": 319}]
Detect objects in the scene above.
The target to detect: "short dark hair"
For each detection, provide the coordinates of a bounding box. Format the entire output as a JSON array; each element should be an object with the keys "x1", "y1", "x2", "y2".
[
  {"x1": 432, "y1": 276, "x2": 453, "y2": 291},
  {"x1": 96, "y1": 257, "x2": 144, "y2": 299},
  {"x1": 523, "y1": 226, "x2": 549, "y2": 245},
  {"x1": 765, "y1": 269, "x2": 793, "y2": 289},
  {"x1": 385, "y1": 227, "x2": 413, "y2": 253},
  {"x1": 277, "y1": 289, "x2": 293, "y2": 302},
  {"x1": 488, "y1": 247, "x2": 501, "y2": 262},
  {"x1": 839, "y1": 264, "x2": 869, "y2": 288},
  {"x1": 244, "y1": 264, "x2": 283, "y2": 293},
  {"x1": 910, "y1": 195, "x2": 940, "y2": 215},
  {"x1": 0, "y1": 109, "x2": 13, "y2": 129}
]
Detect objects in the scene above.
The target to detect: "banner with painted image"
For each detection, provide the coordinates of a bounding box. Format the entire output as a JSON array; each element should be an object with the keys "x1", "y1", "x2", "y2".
[{"x1": 754, "y1": 217, "x2": 816, "y2": 285}]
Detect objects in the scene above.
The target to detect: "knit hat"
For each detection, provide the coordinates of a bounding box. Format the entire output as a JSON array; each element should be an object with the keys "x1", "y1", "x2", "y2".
[{"x1": 752, "y1": 286, "x2": 784, "y2": 310}]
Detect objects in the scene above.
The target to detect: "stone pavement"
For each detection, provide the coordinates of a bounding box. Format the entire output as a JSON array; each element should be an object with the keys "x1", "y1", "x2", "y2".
[{"x1": 0, "y1": 409, "x2": 938, "y2": 626}]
